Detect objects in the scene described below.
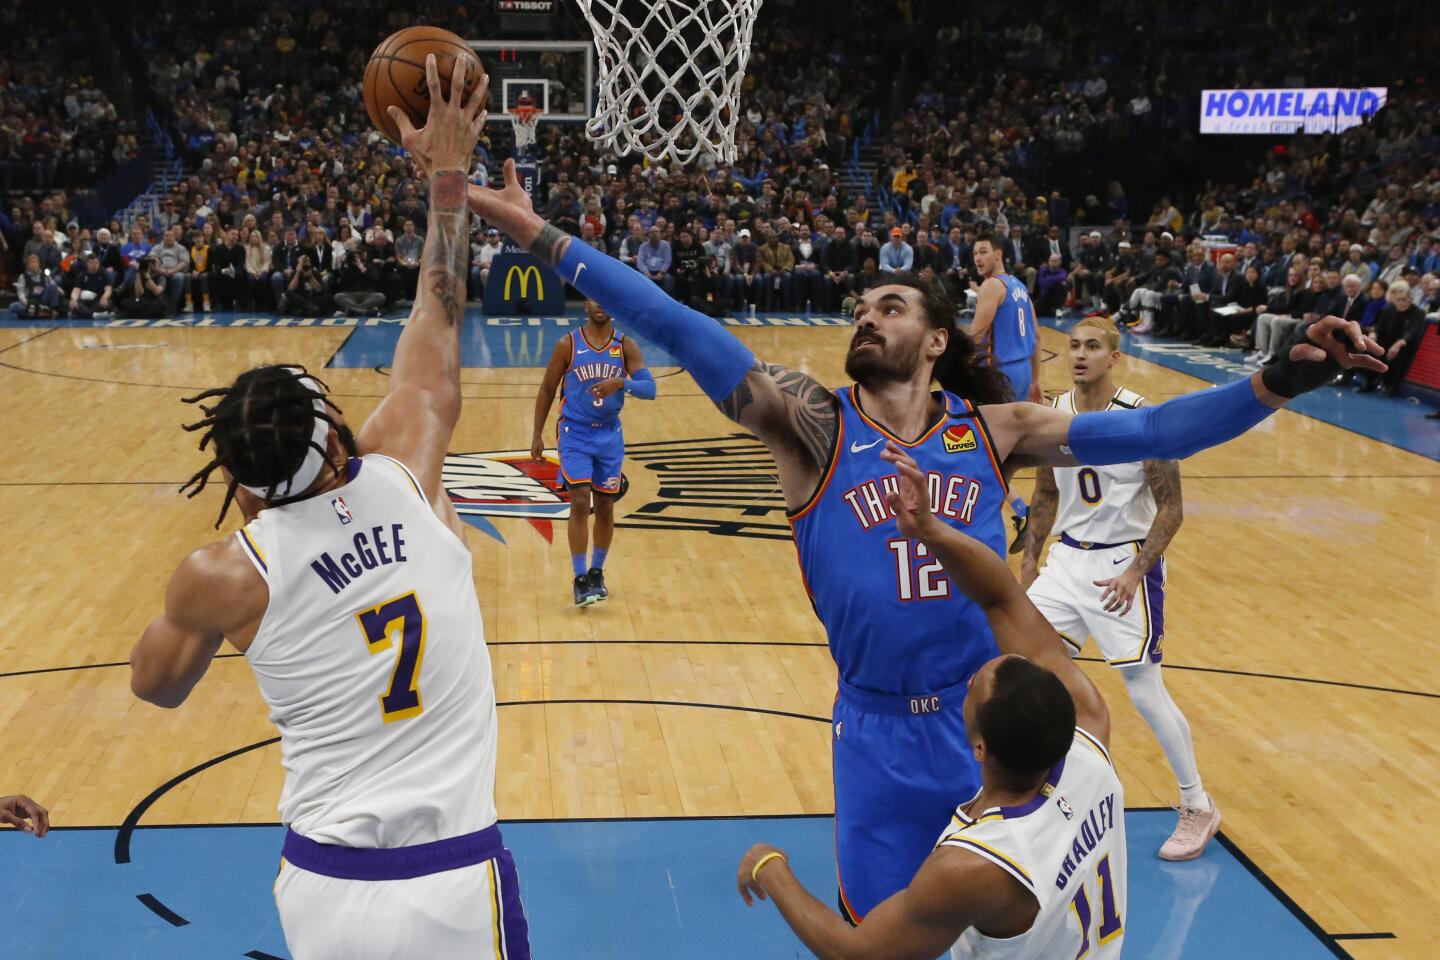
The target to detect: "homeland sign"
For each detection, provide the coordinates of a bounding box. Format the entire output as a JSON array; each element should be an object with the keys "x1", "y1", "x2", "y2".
[{"x1": 1199, "y1": 87, "x2": 1386, "y2": 135}]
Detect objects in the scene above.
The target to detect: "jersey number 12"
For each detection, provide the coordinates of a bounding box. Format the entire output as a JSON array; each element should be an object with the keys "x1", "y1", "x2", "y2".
[{"x1": 355, "y1": 592, "x2": 427, "y2": 723}]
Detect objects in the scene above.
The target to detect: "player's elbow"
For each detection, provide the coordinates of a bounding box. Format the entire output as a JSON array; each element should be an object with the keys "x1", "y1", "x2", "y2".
[{"x1": 130, "y1": 666, "x2": 185, "y2": 708}]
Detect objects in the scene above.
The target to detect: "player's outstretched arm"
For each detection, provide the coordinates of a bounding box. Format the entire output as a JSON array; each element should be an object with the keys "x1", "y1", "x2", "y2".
[
  {"x1": 967, "y1": 276, "x2": 1004, "y2": 352},
  {"x1": 881, "y1": 443, "x2": 1109, "y2": 744},
  {"x1": 983, "y1": 316, "x2": 1387, "y2": 469},
  {"x1": 465, "y1": 162, "x2": 839, "y2": 506},
  {"x1": 355, "y1": 55, "x2": 487, "y2": 510}
]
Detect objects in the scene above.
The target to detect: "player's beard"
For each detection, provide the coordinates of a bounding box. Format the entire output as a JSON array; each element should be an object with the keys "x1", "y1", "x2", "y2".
[{"x1": 845, "y1": 330, "x2": 924, "y2": 386}]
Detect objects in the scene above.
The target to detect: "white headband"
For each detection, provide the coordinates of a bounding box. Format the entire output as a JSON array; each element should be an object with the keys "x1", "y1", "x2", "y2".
[{"x1": 237, "y1": 372, "x2": 332, "y2": 501}]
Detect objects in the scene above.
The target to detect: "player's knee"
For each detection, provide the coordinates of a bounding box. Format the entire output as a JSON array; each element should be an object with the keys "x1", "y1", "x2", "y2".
[{"x1": 570, "y1": 486, "x2": 592, "y2": 515}]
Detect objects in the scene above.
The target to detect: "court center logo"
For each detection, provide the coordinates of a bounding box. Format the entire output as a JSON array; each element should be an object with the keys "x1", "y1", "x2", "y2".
[{"x1": 443, "y1": 434, "x2": 789, "y2": 543}]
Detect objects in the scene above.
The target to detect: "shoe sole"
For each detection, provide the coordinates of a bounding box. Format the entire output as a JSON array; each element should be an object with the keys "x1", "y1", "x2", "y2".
[
  {"x1": 574, "y1": 594, "x2": 600, "y2": 608},
  {"x1": 1158, "y1": 807, "x2": 1222, "y2": 861}
]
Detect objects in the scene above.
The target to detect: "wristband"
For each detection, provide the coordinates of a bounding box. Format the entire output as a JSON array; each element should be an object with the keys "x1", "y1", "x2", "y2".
[
  {"x1": 751, "y1": 851, "x2": 786, "y2": 884},
  {"x1": 1259, "y1": 320, "x2": 1344, "y2": 399}
]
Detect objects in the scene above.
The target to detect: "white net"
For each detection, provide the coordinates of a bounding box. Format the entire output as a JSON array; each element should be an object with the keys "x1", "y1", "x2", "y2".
[
  {"x1": 509, "y1": 107, "x2": 541, "y2": 154},
  {"x1": 575, "y1": 0, "x2": 763, "y2": 165}
]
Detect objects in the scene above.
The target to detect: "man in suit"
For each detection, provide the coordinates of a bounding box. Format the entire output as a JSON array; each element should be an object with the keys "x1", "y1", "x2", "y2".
[
  {"x1": 1038, "y1": 224, "x2": 1072, "y2": 270},
  {"x1": 1263, "y1": 235, "x2": 1298, "y2": 288},
  {"x1": 1194, "y1": 252, "x2": 1241, "y2": 346},
  {"x1": 1005, "y1": 224, "x2": 1037, "y2": 292},
  {"x1": 1176, "y1": 244, "x2": 1218, "y2": 341}
]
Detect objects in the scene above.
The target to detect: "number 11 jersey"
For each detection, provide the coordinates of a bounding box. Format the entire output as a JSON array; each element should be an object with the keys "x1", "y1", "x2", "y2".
[{"x1": 236, "y1": 454, "x2": 498, "y2": 849}]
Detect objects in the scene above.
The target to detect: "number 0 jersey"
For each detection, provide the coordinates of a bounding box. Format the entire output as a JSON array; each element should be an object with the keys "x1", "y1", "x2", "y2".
[
  {"x1": 236, "y1": 454, "x2": 498, "y2": 848},
  {"x1": 941, "y1": 729, "x2": 1127, "y2": 960},
  {"x1": 789, "y1": 387, "x2": 1009, "y2": 694},
  {"x1": 1051, "y1": 387, "x2": 1156, "y2": 545}
]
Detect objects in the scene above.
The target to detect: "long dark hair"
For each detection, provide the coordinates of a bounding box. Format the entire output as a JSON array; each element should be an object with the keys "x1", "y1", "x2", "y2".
[
  {"x1": 872, "y1": 273, "x2": 1013, "y2": 404},
  {"x1": 179, "y1": 364, "x2": 357, "y2": 527}
]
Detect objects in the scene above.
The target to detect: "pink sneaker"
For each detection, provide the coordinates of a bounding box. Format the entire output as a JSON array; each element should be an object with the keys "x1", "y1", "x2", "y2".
[
  {"x1": 1130, "y1": 319, "x2": 1154, "y2": 334},
  {"x1": 1159, "y1": 800, "x2": 1221, "y2": 861}
]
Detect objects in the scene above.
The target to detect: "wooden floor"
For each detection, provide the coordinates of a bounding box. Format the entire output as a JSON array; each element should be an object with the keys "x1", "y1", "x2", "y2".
[{"x1": 2, "y1": 321, "x2": 1437, "y2": 955}]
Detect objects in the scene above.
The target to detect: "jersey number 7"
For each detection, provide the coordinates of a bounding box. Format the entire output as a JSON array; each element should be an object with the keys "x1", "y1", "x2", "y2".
[{"x1": 355, "y1": 592, "x2": 427, "y2": 723}]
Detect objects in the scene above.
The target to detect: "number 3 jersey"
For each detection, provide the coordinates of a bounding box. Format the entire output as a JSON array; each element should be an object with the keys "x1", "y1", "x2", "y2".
[
  {"x1": 941, "y1": 729, "x2": 1127, "y2": 960},
  {"x1": 789, "y1": 386, "x2": 1009, "y2": 694},
  {"x1": 1050, "y1": 387, "x2": 1156, "y2": 545},
  {"x1": 235, "y1": 454, "x2": 498, "y2": 849}
]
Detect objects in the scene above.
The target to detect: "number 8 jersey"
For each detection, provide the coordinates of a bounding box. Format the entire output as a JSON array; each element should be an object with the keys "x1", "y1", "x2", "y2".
[
  {"x1": 1050, "y1": 388, "x2": 1156, "y2": 545},
  {"x1": 235, "y1": 454, "x2": 498, "y2": 848}
]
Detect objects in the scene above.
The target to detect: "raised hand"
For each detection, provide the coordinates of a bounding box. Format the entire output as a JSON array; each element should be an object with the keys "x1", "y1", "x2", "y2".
[
  {"x1": 880, "y1": 441, "x2": 936, "y2": 540},
  {"x1": 387, "y1": 54, "x2": 489, "y2": 178},
  {"x1": 1291, "y1": 315, "x2": 1385, "y2": 372},
  {"x1": 466, "y1": 159, "x2": 543, "y2": 250}
]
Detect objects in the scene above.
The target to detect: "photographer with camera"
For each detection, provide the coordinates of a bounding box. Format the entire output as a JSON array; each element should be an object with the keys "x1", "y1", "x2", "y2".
[
  {"x1": 120, "y1": 256, "x2": 169, "y2": 318},
  {"x1": 333, "y1": 246, "x2": 387, "y2": 316},
  {"x1": 282, "y1": 252, "x2": 328, "y2": 316}
]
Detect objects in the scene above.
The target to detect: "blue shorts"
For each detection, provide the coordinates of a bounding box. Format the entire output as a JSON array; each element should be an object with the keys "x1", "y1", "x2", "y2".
[
  {"x1": 832, "y1": 676, "x2": 980, "y2": 921},
  {"x1": 558, "y1": 418, "x2": 624, "y2": 495},
  {"x1": 998, "y1": 358, "x2": 1032, "y2": 403}
]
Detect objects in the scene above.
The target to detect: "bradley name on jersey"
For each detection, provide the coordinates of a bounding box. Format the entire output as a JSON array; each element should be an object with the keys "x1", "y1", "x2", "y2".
[
  {"x1": 1054, "y1": 791, "x2": 1119, "y2": 891},
  {"x1": 310, "y1": 522, "x2": 409, "y2": 595},
  {"x1": 841, "y1": 470, "x2": 988, "y2": 531}
]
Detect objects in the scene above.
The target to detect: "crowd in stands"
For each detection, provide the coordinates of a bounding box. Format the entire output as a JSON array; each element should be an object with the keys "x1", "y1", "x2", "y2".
[{"x1": 2, "y1": 0, "x2": 1437, "y2": 405}]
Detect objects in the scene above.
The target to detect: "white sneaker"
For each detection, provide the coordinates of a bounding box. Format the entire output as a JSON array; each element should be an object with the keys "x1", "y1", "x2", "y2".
[{"x1": 1159, "y1": 799, "x2": 1221, "y2": 861}]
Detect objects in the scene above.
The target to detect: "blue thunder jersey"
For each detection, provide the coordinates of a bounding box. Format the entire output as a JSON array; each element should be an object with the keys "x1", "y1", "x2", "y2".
[
  {"x1": 987, "y1": 274, "x2": 1037, "y2": 364},
  {"x1": 790, "y1": 387, "x2": 1010, "y2": 694},
  {"x1": 560, "y1": 330, "x2": 627, "y2": 427}
]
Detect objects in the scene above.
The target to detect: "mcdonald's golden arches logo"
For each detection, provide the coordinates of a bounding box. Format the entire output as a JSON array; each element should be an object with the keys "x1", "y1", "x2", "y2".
[{"x1": 504, "y1": 264, "x2": 544, "y2": 300}]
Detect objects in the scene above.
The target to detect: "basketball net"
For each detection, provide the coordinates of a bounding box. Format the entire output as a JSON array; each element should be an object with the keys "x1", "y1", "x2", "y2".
[
  {"x1": 575, "y1": 0, "x2": 763, "y2": 165},
  {"x1": 509, "y1": 105, "x2": 541, "y2": 155}
]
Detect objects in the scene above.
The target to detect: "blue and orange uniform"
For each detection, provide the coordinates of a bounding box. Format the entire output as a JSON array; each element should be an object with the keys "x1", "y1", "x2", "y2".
[
  {"x1": 984, "y1": 273, "x2": 1038, "y2": 401},
  {"x1": 557, "y1": 329, "x2": 628, "y2": 495},
  {"x1": 789, "y1": 385, "x2": 1009, "y2": 921}
]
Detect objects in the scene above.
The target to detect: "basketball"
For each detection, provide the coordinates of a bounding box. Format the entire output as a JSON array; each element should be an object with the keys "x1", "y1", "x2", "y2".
[{"x1": 363, "y1": 26, "x2": 486, "y2": 144}]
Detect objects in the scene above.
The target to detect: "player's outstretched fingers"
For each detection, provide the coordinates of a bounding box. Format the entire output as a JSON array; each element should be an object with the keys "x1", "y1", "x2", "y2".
[
  {"x1": 465, "y1": 73, "x2": 490, "y2": 124},
  {"x1": 448, "y1": 55, "x2": 468, "y2": 110},
  {"x1": 424, "y1": 54, "x2": 443, "y2": 115}
]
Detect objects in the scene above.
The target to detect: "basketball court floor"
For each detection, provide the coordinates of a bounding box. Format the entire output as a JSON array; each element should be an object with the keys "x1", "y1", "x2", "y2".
[{"x1": 1, "y1": 309, "x2": 1436, "y2": 958}]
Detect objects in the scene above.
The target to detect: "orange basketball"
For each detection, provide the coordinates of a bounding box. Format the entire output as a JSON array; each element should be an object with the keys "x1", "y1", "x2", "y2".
[{"x1": 363, "y1": 26, "x2": 486, "y2": 145}]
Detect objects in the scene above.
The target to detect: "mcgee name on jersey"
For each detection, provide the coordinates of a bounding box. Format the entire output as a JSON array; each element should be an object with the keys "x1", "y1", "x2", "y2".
[
  {"x1": 1054, "y1": 791, "x2": 1118, "y2": 891},
  {"x1": 841, "y1": 470, "x2": 986, "y2": 530},
  {"x1": 310, "y1": 523, "x2": 409, "y2": 595}
]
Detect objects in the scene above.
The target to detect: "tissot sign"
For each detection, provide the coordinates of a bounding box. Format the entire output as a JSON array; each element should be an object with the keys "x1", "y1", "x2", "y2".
[{"x1": 1200, "y1": 87, "x2": 1386, "y2": 134}]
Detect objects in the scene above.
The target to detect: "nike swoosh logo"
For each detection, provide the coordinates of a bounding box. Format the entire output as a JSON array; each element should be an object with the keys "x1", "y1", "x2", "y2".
[
  {"x1": 1113, "y1": 557, "x2": 1130, "y2": 565},
  {"x1": 849, "y1": 438, "x2": 884, "y2": 454},
  {"x1": 572, "y1": 262, "x2": 587, "y2": 284}
]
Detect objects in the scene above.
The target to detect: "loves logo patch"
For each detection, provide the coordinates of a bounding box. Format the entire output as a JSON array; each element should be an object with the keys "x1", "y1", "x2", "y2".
[{"x1": 942, "y1": 424, "x2": 978, "y2": 453}]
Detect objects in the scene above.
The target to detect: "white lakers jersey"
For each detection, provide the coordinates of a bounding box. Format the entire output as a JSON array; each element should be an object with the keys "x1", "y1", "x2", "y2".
[
  {"x1": 940, "y1": 729, "x2": 1127, "y2": 960},
  {"x1": 236, "y1": 454, "x2": 498, "y2": 848},
  {"x1": 1053, "y1": 387, "x2": 1156, "y2": 544}
]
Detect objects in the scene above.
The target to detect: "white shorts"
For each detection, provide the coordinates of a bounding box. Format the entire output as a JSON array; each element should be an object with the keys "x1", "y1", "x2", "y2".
[
  {"x1": 1027, "y1": 540, "x2": 1166, "y2": 667},
  {"x1": 275, "y1": 853, "x2": 528, "y2": 960}
]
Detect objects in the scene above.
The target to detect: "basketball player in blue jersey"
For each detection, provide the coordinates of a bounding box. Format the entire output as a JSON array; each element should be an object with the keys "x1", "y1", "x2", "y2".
[
  {"x1": 531, "y1": 299, "x2": 656, "y2": 605},
  {"x1": 459, "y1": 157, "x2": 1385, "y2": 923},
  {"x1": 969, "y1": 234, "x2": 1042, "y2": 553},
  {"x1": 129, "y1": 59, "x2": 532, "y2": 958}
]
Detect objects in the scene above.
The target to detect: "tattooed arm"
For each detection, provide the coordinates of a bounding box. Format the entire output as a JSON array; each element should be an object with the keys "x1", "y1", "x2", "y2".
[
  {"x1": 468, "y1": 162, "x2": 838, "y2": 508},
  {"x1": 356, "y1": 54, "x2": 488, "y2": 526},
  {"x1": 1018, "y1": 466, "x2": 1058, "y2": 588},
  {"x1": 717, "y1": 361, "x2": 840, "y2": 510},
  {"x1": 1093, "y1": 459, "x2": 1182, "y2": 615}
]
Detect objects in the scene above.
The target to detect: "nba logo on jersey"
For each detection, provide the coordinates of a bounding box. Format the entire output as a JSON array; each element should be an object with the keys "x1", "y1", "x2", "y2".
[
  {"x1": 331, "y1": 496, "x2": 353, "y2": 525},
  {"x1": 1058, "y1": 795, "x2": 1076, "y2": 820},
  {"x1": 943, "y1": 424, "x2": 979, "y2": 454}
]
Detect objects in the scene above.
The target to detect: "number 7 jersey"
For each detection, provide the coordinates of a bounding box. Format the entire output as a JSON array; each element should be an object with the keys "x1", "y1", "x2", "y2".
[{"x1": 235, "y1": 454, "x2": 498, "y2": 849}]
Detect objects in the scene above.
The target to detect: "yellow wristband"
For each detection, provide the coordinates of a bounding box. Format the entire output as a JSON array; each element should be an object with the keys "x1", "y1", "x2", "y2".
[{"x1": 751, "y1": 850, "x2": 786, "y2": 884}]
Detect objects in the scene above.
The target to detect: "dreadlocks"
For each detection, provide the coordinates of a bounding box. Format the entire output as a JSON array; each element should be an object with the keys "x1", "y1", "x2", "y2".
[{"x1": 179, "y1": 364, "x2": 358, "y2": 528}]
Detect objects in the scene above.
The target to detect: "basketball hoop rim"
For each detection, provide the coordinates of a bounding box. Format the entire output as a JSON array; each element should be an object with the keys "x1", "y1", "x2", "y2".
[{"x1": 508, "y1": 106, "x2": 542, "y2": 125}]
